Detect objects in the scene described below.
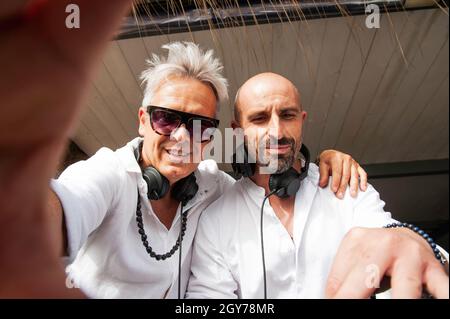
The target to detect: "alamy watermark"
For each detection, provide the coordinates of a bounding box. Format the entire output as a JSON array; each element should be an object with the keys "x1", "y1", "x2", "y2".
[
  {"x1": 65, "y1": 4, "x2": 80, "y2": 29},
  {"x1": 365, "y1": 4, "x2": 380, "y2": 29},
  {"x1": 66, "y1": 3, "x2": 381, "y2": 30},
  {"x1": 156, "y1": 123, "x2": 299, "y2": 175},
  {"x1": 365, "y1": 263, "x2": 381, "y2": 289}
]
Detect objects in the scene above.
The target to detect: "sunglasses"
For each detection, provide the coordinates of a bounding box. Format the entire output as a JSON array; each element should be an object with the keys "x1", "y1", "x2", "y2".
[{"x1": 147, "y1": 106, "x2": 219, "y2": 143}]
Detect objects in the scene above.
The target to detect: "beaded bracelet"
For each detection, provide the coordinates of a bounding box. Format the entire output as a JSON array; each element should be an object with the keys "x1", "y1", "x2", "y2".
[{"x1": 384, "y1": 222, "x2": 447, "y2": 265}]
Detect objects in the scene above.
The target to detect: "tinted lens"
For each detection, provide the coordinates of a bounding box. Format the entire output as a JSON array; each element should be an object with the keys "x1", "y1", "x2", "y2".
[
  {"x1": 151, "y1": 109, "x2": 181, "y2": 135},
  {"x1": 188, "y1": 119, "x2": 217, "y2": 142}
]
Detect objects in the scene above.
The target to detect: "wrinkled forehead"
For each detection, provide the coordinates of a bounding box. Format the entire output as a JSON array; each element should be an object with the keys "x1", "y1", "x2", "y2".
[{"x1": 240, "y1": 79, "x2": 301, "y2": 111}]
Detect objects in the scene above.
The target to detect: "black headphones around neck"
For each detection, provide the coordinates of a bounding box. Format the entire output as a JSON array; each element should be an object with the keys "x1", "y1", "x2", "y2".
[
  {"x1": 232, "y1": 143, "x2": 310, "y2": 198},
  {"x1": 134, "y1": 141, "x2": 199, "y2": 205}
]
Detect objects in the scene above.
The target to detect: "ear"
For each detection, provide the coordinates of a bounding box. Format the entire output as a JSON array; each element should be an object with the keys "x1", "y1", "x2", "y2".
[
  {"x1": 138, "y1": 107, "x2": 147, "y2": 136},
  {"x1": 231, "y1": 119, "x2": 240, "y2": 130},
  {"x1": 301, "y1": 111, "x2": 307, "y2": 122}
]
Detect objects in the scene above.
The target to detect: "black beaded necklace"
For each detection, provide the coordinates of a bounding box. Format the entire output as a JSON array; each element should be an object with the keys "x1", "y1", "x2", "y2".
[
  {"x1": 135, "y1": 191, "x2": 188, "y2": 261},
  {"x1": 134, "y1": 141, "x2": 194, "y2": 299}
]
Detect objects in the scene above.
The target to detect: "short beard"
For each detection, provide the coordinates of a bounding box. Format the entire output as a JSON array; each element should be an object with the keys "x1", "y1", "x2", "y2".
[
  {"x1": 259, "y1": 137, "x2": 297, "y2": 174},
  {"x1": 274, "y1": 150, "x2": 296, "y2": 174}
]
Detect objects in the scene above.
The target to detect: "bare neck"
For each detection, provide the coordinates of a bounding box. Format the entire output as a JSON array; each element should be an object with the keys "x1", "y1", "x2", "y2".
[
  {"x1": 250, "y1": 159, "x2": 302, "y2": 238},
  {"x1": 149, "y1": 186, "x2": 180, "y2": 230},
  {"x1": 137, "y1": 148, "x2": 181, "y2": 230}
]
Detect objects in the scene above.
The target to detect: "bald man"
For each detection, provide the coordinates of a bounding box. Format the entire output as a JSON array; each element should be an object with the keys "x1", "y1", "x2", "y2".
[{"x1": 186, "y1": 72, "x2": 449, "y2": 299}]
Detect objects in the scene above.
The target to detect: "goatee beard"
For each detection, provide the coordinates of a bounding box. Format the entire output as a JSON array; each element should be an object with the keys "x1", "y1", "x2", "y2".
[{"x1": 263, "y1": 137, "x2": 297, "y2": 174}]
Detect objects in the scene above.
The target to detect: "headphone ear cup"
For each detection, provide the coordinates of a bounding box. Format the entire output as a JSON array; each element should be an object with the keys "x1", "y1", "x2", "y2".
[
  {"x1": 269, "y1": 168, "x2": 301, "y2": 198},
  {"x1": 142, "y1": 167, "x2": 170, "y2": 200},
  {"x1": 172, "y1": 173, "x2": 199, "y2": 205}
]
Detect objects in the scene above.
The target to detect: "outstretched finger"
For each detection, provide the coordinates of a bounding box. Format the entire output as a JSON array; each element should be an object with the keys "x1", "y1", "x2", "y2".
[{"x1": 423, "y1": 262, "x2": 449, "y2": 299}]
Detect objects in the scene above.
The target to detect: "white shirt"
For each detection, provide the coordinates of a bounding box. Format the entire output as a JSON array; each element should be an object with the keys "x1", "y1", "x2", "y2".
[
  {"x1": 186, "y1": 163, "x2": 399, "y2": 299},
  {"x1": 51, "y1": 137, "x2": 235, "y2": 298}
]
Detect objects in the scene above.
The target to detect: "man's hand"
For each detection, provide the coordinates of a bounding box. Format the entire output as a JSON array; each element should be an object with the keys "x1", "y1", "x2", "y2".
[
  {"x1": 0, "y1": 0, "x2": 132, "y2": 297},
  {"x1": 325, "y1": 227, "x2": 449, "y2": 299},
  {"x1": 317, "y1": 150, "x2": 368, "y2": 199}
]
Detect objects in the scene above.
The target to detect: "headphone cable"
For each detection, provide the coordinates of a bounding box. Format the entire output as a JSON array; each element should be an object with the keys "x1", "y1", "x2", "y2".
[
  {"x1": 260, "y1": 189, "x2": 278, "y2": 299},
  {"x1": 178, "y1": 204, "x2": 184, "y2": 299}
]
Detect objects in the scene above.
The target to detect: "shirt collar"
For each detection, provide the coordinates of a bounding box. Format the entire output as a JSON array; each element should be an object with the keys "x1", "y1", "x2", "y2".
[
  {"x1": 240, "y1": 176, "x2": 266, "y2": 203},
  {"x1": 116, "y1": 137, "x2": 144, "y2": 174},
  {"x1": 239, "y1": 159, "x2": 318, "y2": 204},
  {"x1": 239, "y1": 164, "x2": 320, "y2": 246}
]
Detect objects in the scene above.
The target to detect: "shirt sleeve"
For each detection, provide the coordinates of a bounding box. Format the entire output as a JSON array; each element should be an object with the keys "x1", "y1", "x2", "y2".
[
  {"x1": 186, "y1": 208, "x2": 238, "y2": 299},
  {"x1": 350, "y1": 184, "x2": 396, "y2": 228},
  {"x1": 50, "y1": 147, "x2": 123, "y2": 262}
]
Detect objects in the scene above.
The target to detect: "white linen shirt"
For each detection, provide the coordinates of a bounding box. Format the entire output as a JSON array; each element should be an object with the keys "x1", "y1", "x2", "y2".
[
  {"x1": 50, "y1": 137, "x2": 235, "y2": 298},
  {"x1": 186, "y1": 163, "x2": 398, "y2": 299}
]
